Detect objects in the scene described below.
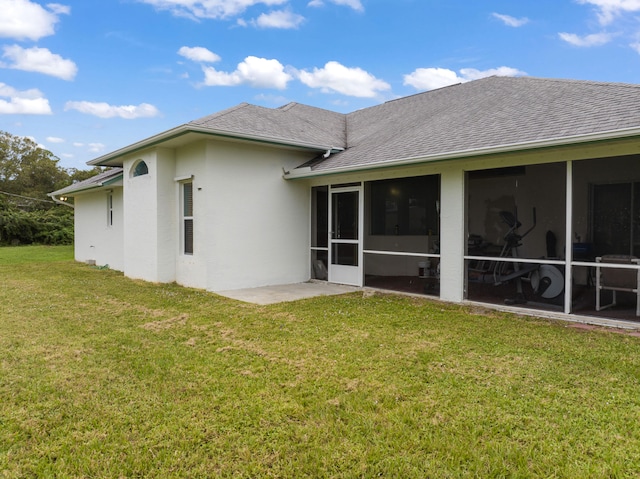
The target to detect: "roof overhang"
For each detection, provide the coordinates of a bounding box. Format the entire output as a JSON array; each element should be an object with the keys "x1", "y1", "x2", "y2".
[
  {"x1": 284, "y1": 126, "x2": 640, "y2": 180},
  {"x1": 87, "y1": 124, "x2": 342, "y2": 167},
  {"x1": 48, "y1": 171, "x2": 123, "y2": 198}
]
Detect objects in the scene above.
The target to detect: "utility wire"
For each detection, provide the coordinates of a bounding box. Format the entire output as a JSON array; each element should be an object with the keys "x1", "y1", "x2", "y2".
[{"x1": 0, "y1": 190, "x2": 56, "y2": 204}]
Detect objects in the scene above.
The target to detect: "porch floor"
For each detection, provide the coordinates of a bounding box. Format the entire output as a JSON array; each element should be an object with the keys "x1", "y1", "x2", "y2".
[
  {"x1": 217, "y1": 277, "x2": 640, "y2": 330},
  {"x1": 217, "y1": 281, "x2": 361, "y2": 305}
]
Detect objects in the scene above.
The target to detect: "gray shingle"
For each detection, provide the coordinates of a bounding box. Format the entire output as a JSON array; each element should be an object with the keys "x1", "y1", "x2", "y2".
[
  {"x1": 189, "y1": 102, "x2": 346, "y2": 148},
  {"x1": 51, "y1": 168, "x2": 123, "y2": 196},
  {"x1": 310, "y1": 76, "x2": 640, "y2": 172}
]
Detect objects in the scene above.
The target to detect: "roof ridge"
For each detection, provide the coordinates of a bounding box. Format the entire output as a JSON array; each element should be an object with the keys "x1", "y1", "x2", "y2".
[
  {"x1": 278, "y1": 102, "x2": 298, "y2": 111},
  {"x1": 189, "y1": 102, "x2": 250, "y2": 125},
  {"x1": 503, "y1": 75, "x2": 640, "y2": 90}
]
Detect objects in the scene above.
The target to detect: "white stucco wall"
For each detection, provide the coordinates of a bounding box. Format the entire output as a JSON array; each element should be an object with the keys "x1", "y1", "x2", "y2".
[
  {"x1": 438, "y1": 167, "x2": 466, "y2": 303},
  {"x1": 73, "y1": 187, "x2": 124, "y2": 271},
  {"x1": 204, "y1": 141, "x2": 311, "y2": 291},
  {"x1": 114, "y1": 139, "x2": 311, "y2": 292},
  {"x1": 123, "y1": 152, "x2": 163, "y2": 282},
  {"x1": 174, "y1": 143, "x2": 206, "y2": 289}
]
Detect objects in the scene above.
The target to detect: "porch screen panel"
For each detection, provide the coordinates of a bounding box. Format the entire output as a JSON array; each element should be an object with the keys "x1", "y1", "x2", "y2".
[
  {"x1": 465, "y1": 162, "x2": 566, "y2": 313},
  {"x1": 370, "y1": 175, "x2": 439, "y2": 236},
  {"x1": 312, "y1": 186, "x2": 328, "y2": 248},
  {"x1": 571, "y1": 156, "x2": 640, "y2": 319},
  {"x1": 311, "y1": 186, "x2": 329, "y2": 280},
  {"x1": 592, "y1": 183, "x2": 632, "y2": 257},
  {"x1": 332, "y1": 191, "x2": 358, "y2": 240}
]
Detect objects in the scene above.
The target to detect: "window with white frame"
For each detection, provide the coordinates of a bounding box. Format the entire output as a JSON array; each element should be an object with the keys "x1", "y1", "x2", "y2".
[
  {"x1": 181, "y1": 181, "x2": 193, "y2": 255},
  {"x1": 132, "y1": 160, "x2": 149, "y2": 177},
  {"x1": 107, "y1": 192, "x2": 113, "y2": 227}
]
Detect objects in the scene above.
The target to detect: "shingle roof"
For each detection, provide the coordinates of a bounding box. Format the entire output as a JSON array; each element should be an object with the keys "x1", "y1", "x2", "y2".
[
  {"x1": 84, "y1": 76, "x2": 640, "y2": 173},
  {"x1": 189, "y1": 102, "x2": 346, "y2": 149},
  {"x1": 50, "y1": 168, "x2": 123, "y2": 196},
  {"x1": 304, "y1": 76, "x2": 640, "y2": 172}
]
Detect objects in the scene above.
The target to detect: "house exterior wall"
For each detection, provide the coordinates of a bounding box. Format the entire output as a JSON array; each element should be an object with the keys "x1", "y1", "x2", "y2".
[
  {"x1": 68, "y1": 129, "x2": 639, "y2": 318},
  {"x1": 174, "y1": 142, "x2": 206, "y2": 289},
  {"x1": 103, "y1": 140, "x2": 311, "y2": 292},
  {"x1": 123, "y1": 151, "x2": 164, "y2": 282},
  {"x1": 204, "y1": 140, "x2": 311, "y2": 291},
  {"x1": 73, "y1": 187, "x2": 124, "y2": 271},
  {"x1": 439, "y1": 166, "x2": 466, "y2": 303}
]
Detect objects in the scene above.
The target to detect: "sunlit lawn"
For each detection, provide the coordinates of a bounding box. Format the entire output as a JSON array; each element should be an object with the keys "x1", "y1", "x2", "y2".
[{"x1": 2, "y1": 245, "x2": 640, "y2": 477}]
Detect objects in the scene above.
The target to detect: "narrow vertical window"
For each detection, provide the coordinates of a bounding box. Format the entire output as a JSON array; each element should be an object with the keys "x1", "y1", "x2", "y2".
[
  {"x1": 182, "y1": 182, "x2": 193, "y2": 255},
  {"x1": 107, "y1": 192, "x2": 113, "y2": 227}
]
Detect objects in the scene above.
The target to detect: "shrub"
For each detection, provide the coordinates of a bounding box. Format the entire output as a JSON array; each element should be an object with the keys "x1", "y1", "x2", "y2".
[{"x1": 0, "y1": 206, "x2": 73, "y2": 245}]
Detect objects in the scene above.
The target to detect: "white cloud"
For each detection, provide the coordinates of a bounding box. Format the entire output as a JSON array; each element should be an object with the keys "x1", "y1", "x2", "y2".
[
  {"x1": 254, "y1": 92, "x2": 289, "y2": 104},
  {"x1": 88, "y1": 143, "x2": 106, "y2": 153},
  {"x1": 64, "y1": 101, "x2": 161, "y2": 119},
  {"x1": 46, "y1": 136, "x2": 65, "y2": 143},
  {"x1": 632, "y1": 41, "x2": 640, "y2": 54},
  {"x1": 251, "y1": 9, "x2": 305, "y2": 28},
  {"x1": 492, "y1": 13, "x2": 529, "y2": 27},
  {"x1": 328, "y1": 0, "x2": 363, "y2": 11},
  {"x1": 403, "y1": 66, "x2": 526, "y2": 91},
  {"x1": 577, "y1": 0, "x2": 640, "y2": 25},
  {"x1": 2, "y1": 45, "x2": 77, "y2": 80},
  {"x1": 558, "y1": 31, "x2": 613, "y2": 46},
  {"x1": 46, "y1": 3, "x2": 70, "y2": 14},
  {"x1": 178, "y1": 46, "x2": 221, "y2": 63},
  {"x1": 202, "y1": 56, "x2": 292, "y2": 89},
  {"x1": 0, "y1": 82, "x2": 52, "y2": 114},
  {"x1": 297, "y1": 61, "x2": 390, "y2": 98},
  {"x1": 307, "y1": 0, "x2": 363, "y2": 11},
  {"x1": 460, "y1": 67, "x2": 527, "y2": 81},
  {"x1": 0, "y1": 0, "x2": 69, "y2": 40},
  {"x1": 137, "y1": 0, "x2": 288, "y2": 20},
  {"x1": 403, "y1": 68, "x2": 461, "y2": 91}
]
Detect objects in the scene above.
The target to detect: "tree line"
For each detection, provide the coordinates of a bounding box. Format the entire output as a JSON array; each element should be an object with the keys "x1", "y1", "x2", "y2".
[{"x1": 0, "y1": 130, "x2": 102, "y2": 246}]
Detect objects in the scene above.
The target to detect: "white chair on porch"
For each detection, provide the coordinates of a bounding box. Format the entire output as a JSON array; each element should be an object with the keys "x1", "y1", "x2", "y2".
[{"x1": 595, "y1": 255, "x2": 640, "y2": 317}]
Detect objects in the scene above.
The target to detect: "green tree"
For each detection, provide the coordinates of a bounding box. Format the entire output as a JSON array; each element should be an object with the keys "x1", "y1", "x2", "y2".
[
  {"x1": 0, "y1": 130, "x2": 69, "y2": 208},
  {"x1": 0, "y1": 130, "x2": 102, "y2": 245}
]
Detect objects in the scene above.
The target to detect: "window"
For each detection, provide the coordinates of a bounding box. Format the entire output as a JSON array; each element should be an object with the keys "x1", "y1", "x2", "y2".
[
  {"x1": 370, "y1": 175, "x2": 439, "y2": 235},
  {"x1": 182, "y1": 182, "x2": 193, "y2": 255},
  {"x1": 107, "y1": 192, "x2": 113, "y2": 227},
  {"x1": 132, "y1": 160, "x2": 149, "y2": 177}
]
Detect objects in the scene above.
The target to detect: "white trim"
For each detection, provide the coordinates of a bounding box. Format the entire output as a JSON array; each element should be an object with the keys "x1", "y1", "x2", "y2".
[
  {"x1": 180, "y1": 181, "x2": 194, "y2": 256},
  {"x1": 564, "y1": 161, "x2": 573, "y2": 314},
  {"x1": 284, "y1": 127, "x2": 640, "y2": 180},
  {"x1": 365, "y1": 250, "x2": 440, "y2": 259},
  {"x1": 107, "y1": 192, "x2": 114, "y2": 228},
  {"x1": 328, "y1": 184, "x2": 363, "y2": 286},
  {"x1": 88, "y1": 125, "x2": 340, "y2": 166},
  {"x1": 174, "y1": 174, "x2": 193, "y2": 182},
  {"x1": 464, "y1": 255, "x2": 566, "y2": 265}
]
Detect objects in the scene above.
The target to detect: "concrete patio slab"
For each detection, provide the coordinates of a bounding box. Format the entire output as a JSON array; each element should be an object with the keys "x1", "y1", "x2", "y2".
[{"x1": 217, "y1": 281, "x2": 362, "y2": 305}]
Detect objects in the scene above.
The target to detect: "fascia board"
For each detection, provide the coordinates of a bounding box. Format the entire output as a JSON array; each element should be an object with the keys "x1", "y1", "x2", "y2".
[
  {"x1": 49, "y1": 173, "x2": 124, "y2": 197},
  {"x1": 87, "y1": 124, "x2": 341, "y2": 166},
  {"x1": 284, "y1": 127, "x2": 640, "y2": 180}
]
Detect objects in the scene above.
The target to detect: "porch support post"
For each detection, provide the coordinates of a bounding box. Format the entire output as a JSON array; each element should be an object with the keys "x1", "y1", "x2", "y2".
[
  {"x1": 439, "y1": 167, "x2": 465, "y2": 303},
  {"x1": 564, "y1": 160, "x2": 573, "y2": 314}
]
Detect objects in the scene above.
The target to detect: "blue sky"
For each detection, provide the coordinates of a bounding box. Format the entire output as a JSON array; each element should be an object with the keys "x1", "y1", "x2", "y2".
[{"x1": 1, "y1": 0, "x2": 640, "y2": 170}]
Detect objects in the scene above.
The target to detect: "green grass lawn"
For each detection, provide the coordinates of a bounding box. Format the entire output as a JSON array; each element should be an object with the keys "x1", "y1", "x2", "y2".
[{"x1": 2, "y1": 246, "x2": 640, "y2": 477}]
